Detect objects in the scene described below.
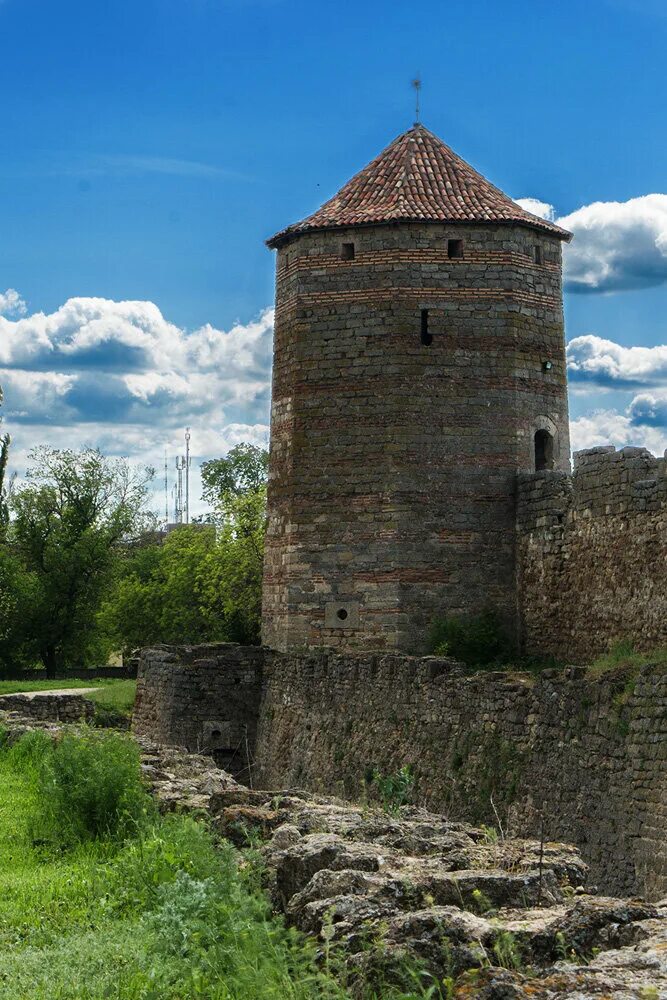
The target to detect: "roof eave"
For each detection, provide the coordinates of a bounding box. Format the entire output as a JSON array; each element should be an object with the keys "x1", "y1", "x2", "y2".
[{"x1": 267, "y1": 215, "x2": 572, "y2": 249}]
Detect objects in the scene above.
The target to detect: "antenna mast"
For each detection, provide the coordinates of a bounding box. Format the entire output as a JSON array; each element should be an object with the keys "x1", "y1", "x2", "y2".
[
  {"x1": 412, "y1": 75, "x2": 421, "y2": 124},
  {"x1": 164, "y1": 448, "x2": 169, "y2": 526},
  {"x1": 175, "y1": 455, "x2": 185, "y2": 524},
  {"x1": 185, "y1": 428, "x2": 191, "y2": 525}
]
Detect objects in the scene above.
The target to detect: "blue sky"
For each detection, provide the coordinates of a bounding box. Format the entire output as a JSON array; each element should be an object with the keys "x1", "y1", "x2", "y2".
[{"x1": 1, "y1": 0, "x2": 666, "y2": 515}]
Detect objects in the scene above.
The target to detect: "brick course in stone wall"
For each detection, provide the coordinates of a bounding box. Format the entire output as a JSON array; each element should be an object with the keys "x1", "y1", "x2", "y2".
[
  {"x1": 517, "y1": 445, "x2": 667, "y2": 661},
  {"x1": 133, "y1": 643, "x2": 667, "y2": 900}
]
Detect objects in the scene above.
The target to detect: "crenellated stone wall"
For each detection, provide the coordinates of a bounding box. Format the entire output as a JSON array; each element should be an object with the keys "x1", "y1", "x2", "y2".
[
  {"x1": 517, "y1": 445, "x2": 667, "y2": 662},
  {"x1": 133, "y1": 643, "x2": 667, "y2": 900}
]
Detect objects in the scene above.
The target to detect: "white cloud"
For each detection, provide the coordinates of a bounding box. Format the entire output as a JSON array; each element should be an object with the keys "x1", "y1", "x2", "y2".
[
  {"x1": 570, "y1": 408, "x2": 667, "y2": 455},
  {"x1": 567, "y1": 334, "x2": 667, "y2": 386},
  {"x1": 515, "y1": 198, "x2": 556, "y2": 222},
  {"x1": 559, "y1": 194, "x2": 667, "y2": 291},
  {"x1": 517, "y1": 193, "x2": 667, "y2": 292},
  {"x1": 627, "y1": 390, "x2": 667, "y2": 428},
  {"x1": 0, "y1": 288, "x2": 27, "y2": 318},
  {"x1": 0, "y1": 295, "x2": 274, "y2": 518},
  {"x1": 0, "y1": 369, "x2": 76, "y2": 421}
]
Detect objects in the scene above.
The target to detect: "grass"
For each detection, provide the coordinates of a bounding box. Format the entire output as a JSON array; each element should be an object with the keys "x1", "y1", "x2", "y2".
[
  {"x1": 0, "y1": 728, "x2": 445, "y2": 1000},
  {"x1": 86, "y1": 679, "x2": 137, "y2": 718},
  {"x1": 587, "y1": 640, "x2": 667, "y2": 678}
]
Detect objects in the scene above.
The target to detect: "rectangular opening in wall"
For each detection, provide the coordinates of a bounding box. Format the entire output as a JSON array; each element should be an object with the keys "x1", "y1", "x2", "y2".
[
  {"x1": 341, "y1": 243, "x2": 355, "y2": 260},
  {"x1": 420, "y1": 308, "x2": 432, "y2": 345},
  {"x1": 448, "y1": 239, "x2": 464, "y2": 259},
  {"x1": 534, "y1": 245, "x2": 543, "y2": 265}
]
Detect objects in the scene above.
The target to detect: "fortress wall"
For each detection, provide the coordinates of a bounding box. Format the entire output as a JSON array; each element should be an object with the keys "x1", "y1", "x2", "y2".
[
  {"x1": 133, "y1": 643, "x2": 263, "y2": 781},
  {"x1": 517, "y1": 446, "x2": 667, "y2": 662},
  {"x1": 254, "y1": 649, "x2": 667, "y2": 899},
  {"x1": 134, "y1": 642, "x2": 667, "y2": 899}
]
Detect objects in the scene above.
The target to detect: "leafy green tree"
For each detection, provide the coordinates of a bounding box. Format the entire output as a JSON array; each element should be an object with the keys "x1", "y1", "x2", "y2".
[
  {"x1": 0, "y1": 386, "x2": 21, "y2": 664},
  {"x1": 8, "y1": 448, "x2": 152, "y2": 676},
  {"x1": 200, "y1": 443, "x2": 268, "y2": 641},
  {"x1": 99, "y1": 525, "x2": 224, "y2": 649},
  {"x1": 102, "y1": 443, "x2": 268, "y2": 652},
  {"x1": 200, "y1": 444, "x2": 268, "y2": 510}
]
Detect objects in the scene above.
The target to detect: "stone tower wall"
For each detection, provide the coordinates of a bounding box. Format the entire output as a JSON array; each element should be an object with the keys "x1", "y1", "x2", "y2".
[
  {"x1": 517, "y1": 445, "x2": 667, "y2": 661},
  {"x1": 263, "y1": 221, "x2": 570, "y2": 653}
]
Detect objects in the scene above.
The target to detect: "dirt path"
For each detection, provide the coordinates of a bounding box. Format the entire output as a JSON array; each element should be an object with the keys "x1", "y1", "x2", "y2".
[{"x1": 0, "y1": 688, "x2": 98, "y2": 700}]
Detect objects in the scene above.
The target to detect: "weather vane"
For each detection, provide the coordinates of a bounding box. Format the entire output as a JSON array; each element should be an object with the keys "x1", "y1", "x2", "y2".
[{"x1": 412, "y1": 75, "x2": 421, "y2": 124}]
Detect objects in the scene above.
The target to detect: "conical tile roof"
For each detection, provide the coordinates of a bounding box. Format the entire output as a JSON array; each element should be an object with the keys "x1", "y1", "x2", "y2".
[{"x1": 267, "y1": 124, "x2": 570, "y2": 247}]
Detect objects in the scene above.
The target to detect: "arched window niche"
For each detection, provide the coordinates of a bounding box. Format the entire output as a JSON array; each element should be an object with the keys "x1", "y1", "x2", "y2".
[{"x1": 534, "y1": 428, "x2": 554, "y2": 471}]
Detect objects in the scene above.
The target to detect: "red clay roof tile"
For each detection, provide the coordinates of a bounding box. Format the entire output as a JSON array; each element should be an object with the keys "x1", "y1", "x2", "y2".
[{"x1": 267, "y1": 124, "x2": 571, "y2": 247}]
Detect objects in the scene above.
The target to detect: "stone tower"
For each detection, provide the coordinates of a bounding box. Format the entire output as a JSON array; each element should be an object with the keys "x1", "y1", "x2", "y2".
[{"x1": 262, "y1": 124, "x2": 571, "y2": 653}]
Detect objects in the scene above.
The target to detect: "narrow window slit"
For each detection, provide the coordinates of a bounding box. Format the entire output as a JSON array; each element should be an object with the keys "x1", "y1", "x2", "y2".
[
  {"x1": 341, "y1": 243, "x2": 355, "y2": 260},
  {"x1": 534, "y1": 245, "x2": 543, "y2": 265},
  {"x1": 421, "y1": 309, "x2": 432, "y2": 346}
]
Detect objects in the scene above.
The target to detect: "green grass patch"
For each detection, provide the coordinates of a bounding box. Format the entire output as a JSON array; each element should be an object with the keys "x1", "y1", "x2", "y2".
[
  {"x1": 0, "y1": 729, "x2": 444, "y2": 1000},
  {"x1": 0, "y1": 677, "x2": 135, "y2": 697},
  {"x1": 86, "y1": 679, "x2": 137, "y2": 725},
  {"x1": 587, "y1": 641, "x2": 667, "y2": 678}
]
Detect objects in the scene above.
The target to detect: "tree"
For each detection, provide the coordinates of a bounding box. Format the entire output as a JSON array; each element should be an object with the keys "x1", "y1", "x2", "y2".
[
  {"x1": 102, "y1": 443, "x2": 269, "y2": 652},
  {"x1": 201, "y1": 443, "x2": 268, "y2": 640},
  {"x1": 0, "y1": 386, "x2": 20, "y2": 663},
  {"x1": 201, "y1": 444, "x2": 268, "y2": 510},
  {"x1": 99, "y1": 525, "x2": 223, "y2": 650},
  {"x1": 9, "y1": 448, "x2": 153, "y2": 676}
]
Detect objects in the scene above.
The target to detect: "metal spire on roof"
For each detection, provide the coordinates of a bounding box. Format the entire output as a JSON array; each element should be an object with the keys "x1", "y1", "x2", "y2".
[{"x1": 411, "y1": 75, "x2": 421, "y2": 124}]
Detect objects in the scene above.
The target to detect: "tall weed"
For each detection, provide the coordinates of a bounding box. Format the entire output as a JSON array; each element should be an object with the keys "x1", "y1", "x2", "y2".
[{"x1": 30, "y1": 729, "x2": 152, "y2": 845}]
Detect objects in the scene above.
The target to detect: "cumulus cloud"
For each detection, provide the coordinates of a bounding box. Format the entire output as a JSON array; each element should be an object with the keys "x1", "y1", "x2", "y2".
[
  {"x1": 570, "y1": 408, "x2": 667, "y2": 454},
  {"x1": 517, "y1": 193, "x2": 667, "y2": 292},
  {"x1": 0, "y1": 288, "x2": 27, "y2": 317},
  {"x1": 0, "y1": 294, "x2": 273, "y2": 517},
  {"x1": 567, "y1": 334, "x2": 667, "y2": 387},
  {"x1": 627, "y1": 390, "x2": 667, "y2": 428},
  {"x1": 515, "y1": 198, "x2": 556, "y2": 222},
  {"x1": 566, "y1": 330, "x2": 667, "y2": 456},
  {"x1": 0, "y1": 370, "x2": 76, "y2": 422},
  {"x1": 559, "y1": 194, "x2": 667, "y2": 292}
]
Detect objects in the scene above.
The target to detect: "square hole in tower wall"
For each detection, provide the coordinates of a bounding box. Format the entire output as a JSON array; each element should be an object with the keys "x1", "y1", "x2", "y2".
[
  {"x1": 201, "y1": 720, "x2": 234, "y2": 750},
  {"x1": 324, "y1": 601, "x2": 360, "y2": 628},
  {"x1": 341, "y1": 243, "x2": 355, "y2": 260},
  {"x1": 448, "y1": 239, "x2": 464, "y2": 258}
]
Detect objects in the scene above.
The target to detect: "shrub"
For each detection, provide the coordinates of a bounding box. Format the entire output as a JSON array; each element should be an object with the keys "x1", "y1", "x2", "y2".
[
  {"x1": 109, "y1": 812, "x2": 230, "y2": 914},
  {"x1": 427, "y1": 609, "x2": 511, "y2": 668},
  {"x1": 32, "y1": 728, "x2": 153, "y2": 845},
  {"x1": 371, "y1": 765, "x2": 415, "y2": 815}
]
